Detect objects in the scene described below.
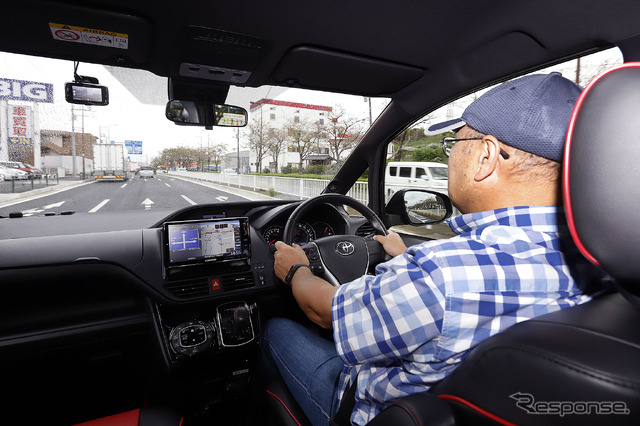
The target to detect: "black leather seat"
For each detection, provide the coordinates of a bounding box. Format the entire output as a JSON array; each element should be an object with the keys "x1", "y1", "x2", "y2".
[{"x1": 266, "y1": 63, "x2": 640, "y2": 425}]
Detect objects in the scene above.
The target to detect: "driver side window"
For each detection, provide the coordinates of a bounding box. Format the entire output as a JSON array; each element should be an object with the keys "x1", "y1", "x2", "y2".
[{"x1": 384, "y1": 47, "x2": 622, "y2": 239}]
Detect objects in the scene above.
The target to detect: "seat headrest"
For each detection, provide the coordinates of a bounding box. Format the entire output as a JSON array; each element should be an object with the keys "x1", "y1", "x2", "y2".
[{"x1": 564, "y1": 62, "x2": 640, "y2": 284}]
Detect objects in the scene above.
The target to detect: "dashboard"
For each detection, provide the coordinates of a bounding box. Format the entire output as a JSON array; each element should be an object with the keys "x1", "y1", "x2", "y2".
[{"x1": 0, "y1": 197, "x2": 383, "y2": 423}]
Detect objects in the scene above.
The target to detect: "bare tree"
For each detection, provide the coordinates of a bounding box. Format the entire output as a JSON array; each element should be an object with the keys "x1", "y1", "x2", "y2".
[
  {"x1": 210, "y1": 143, "x2": 226, "y2": 171},
  {"x1": 248, "y1": 114, "x2": 269, "y2": 173},
  {"x1": 266, "y1": 127, "x2": 288, "y2": 173},
  {"x1": 286, "y1": 118, "x2": 315, "y2": 171},
  {"x1": 324, "y1": 107, "x2": 364, "y2": 163}
]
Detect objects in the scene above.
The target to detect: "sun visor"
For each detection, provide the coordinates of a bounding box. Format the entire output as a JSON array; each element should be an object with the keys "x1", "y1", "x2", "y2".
[
  {"x1": 0, "y1": 0, "x2": 151, "y2": 66},
  {"x1": 272, "y1": 46, "x2": 424, "y2": 96}
]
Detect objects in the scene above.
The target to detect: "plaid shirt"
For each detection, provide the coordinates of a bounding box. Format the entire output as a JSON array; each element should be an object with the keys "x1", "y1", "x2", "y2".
[{"x1": 332, "y1": 206, "x2": 601, "y2": 425}]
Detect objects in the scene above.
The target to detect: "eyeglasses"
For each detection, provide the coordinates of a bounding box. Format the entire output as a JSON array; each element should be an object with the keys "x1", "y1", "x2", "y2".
[{"x1": 441, "y1": 136, "x2": 510, "y2": 159}]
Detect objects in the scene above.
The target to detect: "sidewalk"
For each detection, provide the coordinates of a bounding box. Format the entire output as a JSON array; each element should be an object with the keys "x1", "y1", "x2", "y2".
[{"x1": 0, "y1": 178, "x2": 93, "y2": 207}]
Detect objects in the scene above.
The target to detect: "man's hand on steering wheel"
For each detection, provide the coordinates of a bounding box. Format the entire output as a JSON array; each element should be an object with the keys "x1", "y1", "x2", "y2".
[
  {"x1": 273, "y1": 241, "x2": 309, "y2": 284},
  {"x1": 281, "y1": 193, "x2": 392, "y2": 286}
]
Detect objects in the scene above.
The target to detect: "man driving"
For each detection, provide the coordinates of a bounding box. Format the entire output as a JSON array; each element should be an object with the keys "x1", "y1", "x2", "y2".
[{"x1": 263, "y1": 72, "x2": 606, "y2": 425}]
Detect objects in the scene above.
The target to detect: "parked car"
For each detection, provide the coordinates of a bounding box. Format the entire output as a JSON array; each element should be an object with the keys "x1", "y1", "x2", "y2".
[
  {"x1": 385, "y1": 161, "x2": 448, "y2": 201},
  {"x1": 0, "y1": 162, "x2": 29, "y2": 180},
  {"x1": 0, "y1": 1, "x2": 639, "y2": 425},
  {"x1": 15, "y1": 162, "x2": 44, "y2": 178}
]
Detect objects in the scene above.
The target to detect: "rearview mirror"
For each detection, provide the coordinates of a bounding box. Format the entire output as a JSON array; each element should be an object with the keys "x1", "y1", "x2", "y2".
[
  {"x1": 385, "y1": 189, "x2": 452, "y2": 226},
  {"x1": 165, "y1": 100, "x2": 247, "y2": 128}
]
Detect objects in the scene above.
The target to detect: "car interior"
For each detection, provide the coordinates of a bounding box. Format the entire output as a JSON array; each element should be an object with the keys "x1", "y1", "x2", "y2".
[{"x1": 1, "y1": 1, "x2": 640, "y2": 425}]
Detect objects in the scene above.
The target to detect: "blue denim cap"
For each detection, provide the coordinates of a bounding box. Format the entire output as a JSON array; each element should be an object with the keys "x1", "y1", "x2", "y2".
[{"x1": 427, "y1": 72, "x2": 582, "y2": 162}]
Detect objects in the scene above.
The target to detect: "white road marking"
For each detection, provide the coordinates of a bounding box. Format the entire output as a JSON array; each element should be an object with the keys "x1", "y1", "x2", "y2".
[
  {"x1": 165, "y1": 183, "x2": 171, "y2": 187},
  {"x1": 21, "y1": 208, "x2": 44, "y2": 217},
  {"x1": 43, "y1": 201, "x2": 65, "y2": 209},
  {"x1": 141, "y1": 198, "x2": 155, "y2": 210},
  {"x1": 181, "y1": 195, "x2": 197, "y2": 205},
  {"x1": 89, "y1": 199, "x2": 110, "y2": 213},
  {"x1": 215, "y1": 196, "x2": 228, "y2": 202},
  {"x1": 121, "y1": 183, "x2": 127, "y2": 188}
]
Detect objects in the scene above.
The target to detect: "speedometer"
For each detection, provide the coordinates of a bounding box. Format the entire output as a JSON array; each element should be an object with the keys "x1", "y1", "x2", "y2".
[
  {"x1": 263, "y1": 223, "x2": 317, "y2": 244},
  {"x1": 263, "y1": 226, "x2": 282, "y2": 245},
  {"x1": 294, "y1": 222, "x2": 316, "y2": 244}
]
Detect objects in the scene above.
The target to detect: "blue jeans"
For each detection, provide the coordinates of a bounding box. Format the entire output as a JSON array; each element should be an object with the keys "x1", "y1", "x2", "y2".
[{"x1": 261, "y1": 318, "x2": 345, "y2": 426}]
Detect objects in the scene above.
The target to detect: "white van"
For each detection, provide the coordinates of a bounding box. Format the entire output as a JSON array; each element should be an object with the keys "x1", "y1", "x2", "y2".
[{"x1": 385, "y1": 161, "x2": 448, "y2": 201}]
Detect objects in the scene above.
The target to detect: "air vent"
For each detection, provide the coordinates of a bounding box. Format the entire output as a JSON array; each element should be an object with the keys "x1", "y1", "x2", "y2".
[
  {"x1": 356, "y1": 222, "x2": 376, "y2": 237},
  {"x1": 221, "y1": 271, "x2": 255, "y2": 291},
  {"x1": 165, "y1": 278, "x2": 210, "y2": 298}
]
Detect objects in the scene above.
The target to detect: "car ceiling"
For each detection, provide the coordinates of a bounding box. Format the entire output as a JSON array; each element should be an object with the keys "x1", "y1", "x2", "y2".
[{"x1": 4, "y1": 1, "x2": 640, "y2": 112}]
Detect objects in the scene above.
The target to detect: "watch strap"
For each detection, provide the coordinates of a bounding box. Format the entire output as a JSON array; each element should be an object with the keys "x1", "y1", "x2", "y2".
[{"x1": 285, "y1": 263, "x2": 311, "y2": 285}]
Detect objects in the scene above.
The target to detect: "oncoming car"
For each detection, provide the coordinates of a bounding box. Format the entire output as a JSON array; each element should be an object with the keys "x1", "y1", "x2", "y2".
[{"x1": 0, "y1": 1, "x2": 639, "y2": 425}]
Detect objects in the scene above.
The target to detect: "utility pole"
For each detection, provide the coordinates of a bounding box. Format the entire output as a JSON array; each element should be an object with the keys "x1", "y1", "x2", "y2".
[
  {"x1": 236, "y1": 127, "x2": 240, "y2": 174},
  {"x1": 71, "y1": 106, "x2": 76, "y2": 177}
]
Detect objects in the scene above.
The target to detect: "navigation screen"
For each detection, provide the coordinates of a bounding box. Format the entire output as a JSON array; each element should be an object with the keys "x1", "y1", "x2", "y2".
[{"x1": 165, "y1": 217, "x2": 251, "y2": 266}]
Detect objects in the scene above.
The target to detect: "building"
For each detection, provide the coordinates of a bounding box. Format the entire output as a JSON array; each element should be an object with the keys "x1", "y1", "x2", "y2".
[{"x1": 248, "y1": 98, "x2": 334, "y2": 173}]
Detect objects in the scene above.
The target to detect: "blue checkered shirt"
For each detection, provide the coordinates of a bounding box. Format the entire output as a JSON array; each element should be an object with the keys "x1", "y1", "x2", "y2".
[{"x1": 332, "y1": 206, "x2": 602, "y2": 425}]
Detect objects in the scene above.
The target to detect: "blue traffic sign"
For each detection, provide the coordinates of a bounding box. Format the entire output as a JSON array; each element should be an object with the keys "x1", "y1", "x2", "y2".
[{"x1": 125, "y1": 140, "x2": 143, "y2": 155}]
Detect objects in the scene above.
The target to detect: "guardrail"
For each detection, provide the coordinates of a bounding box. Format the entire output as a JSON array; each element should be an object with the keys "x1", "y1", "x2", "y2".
[{"x1": 2, "y1": 174, "x2": 60, "y2": 193}]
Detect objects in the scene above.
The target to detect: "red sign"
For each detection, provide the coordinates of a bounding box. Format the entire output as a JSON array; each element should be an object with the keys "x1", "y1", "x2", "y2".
[{"x1": 8, "y1": 105, "x2": 32, "y2": 146}]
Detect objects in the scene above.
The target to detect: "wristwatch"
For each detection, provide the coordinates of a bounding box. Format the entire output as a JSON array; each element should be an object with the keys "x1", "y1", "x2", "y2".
[{"x1": 285, "y1": 264, "x2": 311, "y2": 285}]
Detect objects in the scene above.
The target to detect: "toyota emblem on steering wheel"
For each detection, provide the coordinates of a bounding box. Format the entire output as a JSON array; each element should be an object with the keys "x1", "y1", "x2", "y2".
[{"x1": 335, "y1": 241, "x2": 356, "y2": 256}]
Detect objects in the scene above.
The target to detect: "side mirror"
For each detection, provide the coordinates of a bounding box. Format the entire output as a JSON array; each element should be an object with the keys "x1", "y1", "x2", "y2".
[
  {"x1": 165, "y1": 100, "x2": 247, "y2": 128},
  {"x1": 385, "y1": 189, "x2": 452, "y2": 226}
]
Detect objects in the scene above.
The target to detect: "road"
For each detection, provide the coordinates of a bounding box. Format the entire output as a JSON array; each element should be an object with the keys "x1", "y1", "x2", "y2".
[{"x1": 0, "y1": 174, "x2": 252, "y2": 217}]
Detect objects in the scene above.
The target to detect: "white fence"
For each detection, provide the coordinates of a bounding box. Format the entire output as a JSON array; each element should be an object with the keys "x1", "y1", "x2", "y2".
[
  {"x1": 170, "y1": 171, "x2": 449, "y2": 208},
  {"x1": 171, "y1": 170, "x2": 371, "y2": 204}
]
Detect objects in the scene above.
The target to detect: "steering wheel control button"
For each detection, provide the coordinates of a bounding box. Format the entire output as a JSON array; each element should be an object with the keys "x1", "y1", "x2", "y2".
[{"x1": 335, "y1": 240, "x2": 356, "y2": 256}]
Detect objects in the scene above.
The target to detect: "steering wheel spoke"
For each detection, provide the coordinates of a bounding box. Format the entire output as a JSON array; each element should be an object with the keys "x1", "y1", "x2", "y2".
[{"x1": 284, "y1": 194, "x2": 388, "y2": 285}]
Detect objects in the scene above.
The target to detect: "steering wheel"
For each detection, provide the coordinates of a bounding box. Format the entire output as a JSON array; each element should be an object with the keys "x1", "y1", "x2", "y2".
[{"x1": 283, "y1": 193, "x2": 388, "y2": 286}]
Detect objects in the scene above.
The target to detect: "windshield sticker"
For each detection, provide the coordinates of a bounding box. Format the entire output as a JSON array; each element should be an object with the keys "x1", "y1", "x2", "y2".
[{"x1": 49, "y1": 23, "x2": 129, "y2": 50}]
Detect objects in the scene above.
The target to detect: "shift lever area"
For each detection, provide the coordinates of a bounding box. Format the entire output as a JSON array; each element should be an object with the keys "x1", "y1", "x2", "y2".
[{"x1": 217, "y1": 301, "x2": 255, "y2": 347}]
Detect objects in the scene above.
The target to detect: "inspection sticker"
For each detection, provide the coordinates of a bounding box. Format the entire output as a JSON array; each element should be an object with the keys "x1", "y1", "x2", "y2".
[{"x1": 49, "y1": 23, "x2": 128, "y2": 49}]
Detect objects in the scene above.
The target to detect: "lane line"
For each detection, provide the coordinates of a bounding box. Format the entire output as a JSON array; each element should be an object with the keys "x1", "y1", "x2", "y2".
[
  {"x1": 181, "y1": 195, "x2": 197, "y2": 205},
  {"x1": 89, "y1": 199, "x2": 110, "y2": 213},
  {"x1": 121, "y1": 183, "x2": 127, "y2": 188},
  {"x1": 165, "y1": 183, "x2": 171, "y2": 187}
]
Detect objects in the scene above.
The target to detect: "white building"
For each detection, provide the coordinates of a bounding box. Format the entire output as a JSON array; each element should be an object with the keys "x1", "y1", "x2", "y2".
[{"x1": 248, "y1": 98, "x2": 334, "y2": 173}]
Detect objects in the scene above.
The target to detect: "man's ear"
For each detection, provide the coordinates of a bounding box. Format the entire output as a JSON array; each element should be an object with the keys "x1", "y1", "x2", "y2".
[{"x1": 473, "y1": 136, "x2": 501, "y2": 182}]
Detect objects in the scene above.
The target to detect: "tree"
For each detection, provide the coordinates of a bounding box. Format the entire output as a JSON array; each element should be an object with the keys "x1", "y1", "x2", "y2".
[
  {"x1": 209, "y1": 143, "x2": 226, "y2": 171},
  {"x1": 324, "y1": 107, "x2": 364, "y2": 164},
  {"x1": 266, "y1": 127, "x2": 288, "y2": 173},
  {"x1": 285, "y1": 118, "x2": 315, "y2": 171},
  {"x1": 390, "y1": 128, "x2": 425, "y2": 161},
  {"x1": 413, "y1": 144, "x2": 448, "y2": 164},
  {"x1": 248, "y1": 114, "x2": 269, "y2": 173}
]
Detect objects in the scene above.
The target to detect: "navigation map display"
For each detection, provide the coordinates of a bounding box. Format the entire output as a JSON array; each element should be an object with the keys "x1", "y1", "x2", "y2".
[{"x1": 164, "y1": 217, "x2": 251, "y2": 266}]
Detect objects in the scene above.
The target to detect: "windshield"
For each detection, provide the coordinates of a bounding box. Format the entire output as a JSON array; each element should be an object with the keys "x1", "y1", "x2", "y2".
[{"x1": 0, "y1": 52, "x2": 390, "y2": 217}]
